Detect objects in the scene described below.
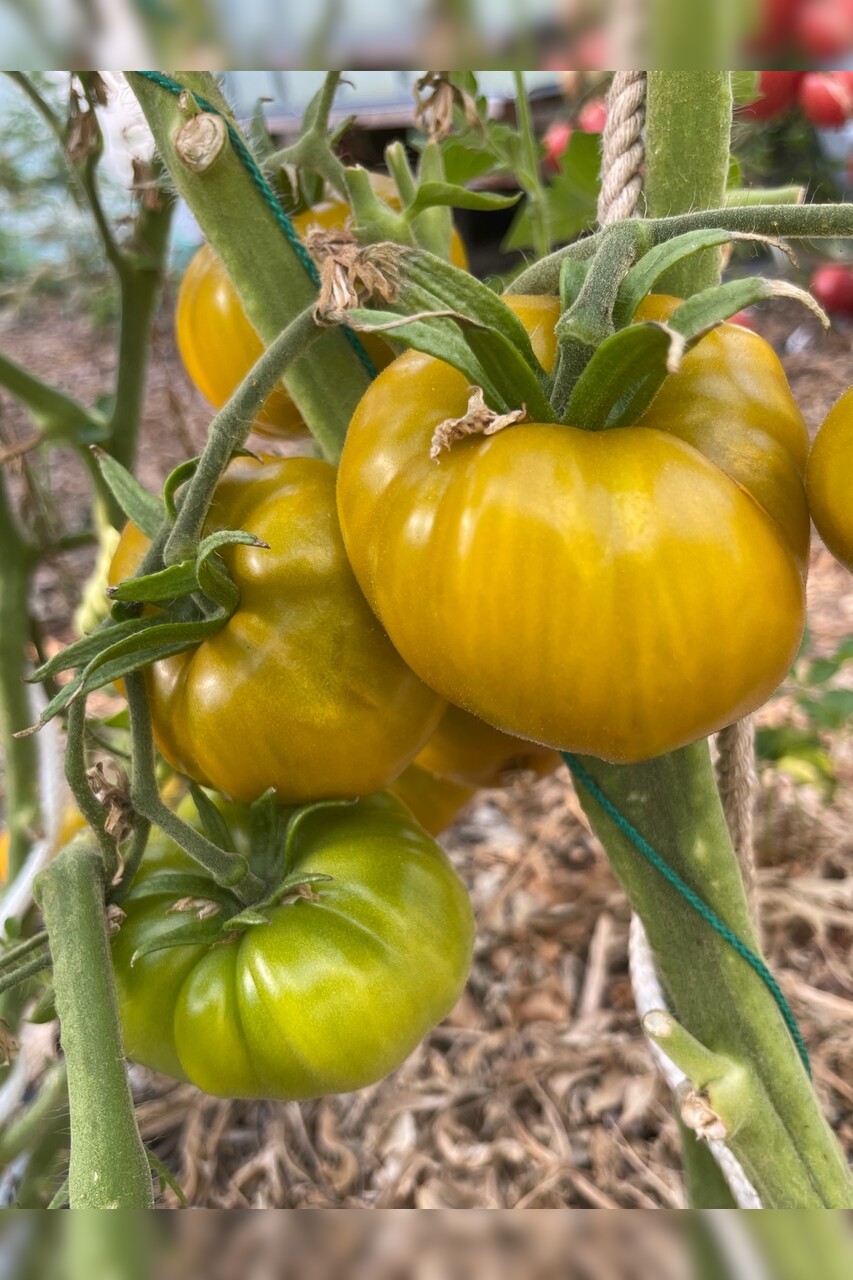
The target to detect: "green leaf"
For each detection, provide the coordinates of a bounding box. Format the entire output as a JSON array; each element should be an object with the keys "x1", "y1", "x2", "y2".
[
  {"x1": 805, "y1": 658, "x2": 842, "y2": 686},
  {"x1": 755, "y1": 725, "x2": 823, "y2": 762},
  {"x1": 403, "y1": 181, "x2": 521, "y2": 220},
  {"x1": 435, "y1": 137, "x2": 498, "y2": 187},
  {"x1": 189, "y1": 784, "x2": 236, "y2": 854},
  {"x1": 797, "y1": 689, "x2": 853, "y2": 731},
  {"x1": 564, "y1": 323, "x2": 681, "y2": 430},
  {"x1": 107, "y1": 560, "x2": 197, "y2": 605},
  {"x1": 249, "y1": 790, "x2": 287, "y2": 882},
  {"x1": 27, "y1": 984, "x2": 57, "y2": 1025},
  {"x1": 147, "y1": 1151, "x2": 188, "y2": 1207},
  {"x1": 92, "y1": 448, "x2": 166, "y2": 539},
  {"x1": 503, "y1": 131, "x2": 599, "y2": 252},
  {"x1": 28, "y1": 616, "x2": 165, "y2": 683},
  {"x1": 224, "y1": 908, "x2": 271, "y2": 928}
]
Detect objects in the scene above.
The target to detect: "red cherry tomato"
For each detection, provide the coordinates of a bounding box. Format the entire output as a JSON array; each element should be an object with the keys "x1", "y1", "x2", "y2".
[
  {"x1": 798, "y1": 73, "x2": 853, "y2": 128},
  {"x1": 729, "y1": 309, "x2": 757, "y2": 331},
  {"x1": 740, "y1": 71, "x2": 804, "y2": 121},
  {"x1": 543, "y1": 120, "x2": 572, "y2": 173},
  {"x1": 577, "y1": 99, "x2": 607, "y2": 133},
  {"x1": 795, "y1": 0, "x2": 853, "y2": 59},
  {"x1": 749, "y1": 0, "x2": 800, "y2": 50},
  {"x1": 810, "y1": 264, "x2": 853, "y2": 316}
]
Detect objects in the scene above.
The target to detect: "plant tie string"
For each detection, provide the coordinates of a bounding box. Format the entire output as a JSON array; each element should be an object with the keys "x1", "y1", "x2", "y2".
[
  {"x1": 134, "y1": 71, "x2": 378, "y2": 379},
  {"x1": 562, "y1": 752, "x2": 810, "y2": 1076}
]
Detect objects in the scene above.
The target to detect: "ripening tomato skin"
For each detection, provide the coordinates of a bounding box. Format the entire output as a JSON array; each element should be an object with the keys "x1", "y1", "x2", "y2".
[
  {"x1": 806, "y1": 387, "x2": 853, "y2": 572},
  {"x1": 176, "y1": 175, "x2": 468, "y2": 440},
  {"x1": 112, "y1": 792, "x2": 474, "y2": 1099},
  {"x1": 740, "y1": 71, "x2": 804, "y2": 121},
  {"x1": 810, "y1": 264, "x2": 853, "y2": 318},
  {"x1": 337, "y1": 295, "x2": 808, "y2": 764},
  {"x1": 390, "y1": 762, "x2": 475, "y2": 834},
  {"x1": 415, "y1": 703, "x2": 560, "y2": 787},
  {"x1": 109, "y1": 456, "x2": 445, "y2": 803}
]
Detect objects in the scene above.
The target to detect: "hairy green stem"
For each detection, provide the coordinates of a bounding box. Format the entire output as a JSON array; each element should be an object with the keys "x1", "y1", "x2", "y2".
[
  {"x1": 644, "y1": 73, "x2": 733, "y2": 294},
  {"x1": 511, "y1": 202, "x2": 853, "y2": 295},
  {"x1": 0, "y1": 475, "x2": 40, "y2": 881},
  {"x1": 35, "y1": 841, "x2": 152, "y2": 1208},
  {"x1": 0, "y1": 1062, "x2": 67, "y2": 1168},
  {"x1": 64, "y1": 697, "x2": 120, "y2": 877},
  {"x1": 513, "y1": 71, "x2": 550, "y2": 260},
  {"x1": 0, "y1": 951, "x2": 50, "y2": 996},
  {"x1": 106, "y1": 184, "x2": 175, "y2": 486},
  {"x1": 266, "y1": 72, "x2": 349, "y2": 199},
  {"x1": 0, "y1": 351, "x2": 105, "y2": 440},
  {"x1": 164, "y1": 305, "x2": 322, "y2": 564},
  {"x1": 124, "y1": 673, "x2": 263, "y2": 903},
  {"x1": 0, "y1": 929, "x2": 48, "y2": 973},
  {"x1": 578, "y1": 745, "x2": 853, "y2": 1207},
  {"x1": 128, "y1": 71, "x2": 371, "y2": 457}
]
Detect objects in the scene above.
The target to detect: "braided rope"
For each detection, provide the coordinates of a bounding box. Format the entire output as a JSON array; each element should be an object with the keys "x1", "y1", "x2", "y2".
[
  {"x1": 593, "y1": 70, "x2": 767, "y2": 1208},
  {"x1": 597, "y1": 72, "x2": 647, "y2": 227}
]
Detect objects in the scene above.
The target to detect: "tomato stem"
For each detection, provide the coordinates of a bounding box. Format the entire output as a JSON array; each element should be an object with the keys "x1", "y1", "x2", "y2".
[
  {"x1": 124, "y1": 673, "x2": 265, "y2": 905},
  {"x1": 35, "y1": 841, "x2": 154, "y2": 1208},
  {"x1": 644, "y1": 73, "x2": 733, "y2": 295},
  {"x1": 511, "y1": 202, "x2": 853, "y2": 296},
  {"x1": 164, "y1": 305, "x2": 323, "y2": 566},
  {"x1": 128, "y1": 72, "x2": 371, "y2": 459},
  {"x1": 576, "y1": 744, "x2": 853, "y2": 1207}
]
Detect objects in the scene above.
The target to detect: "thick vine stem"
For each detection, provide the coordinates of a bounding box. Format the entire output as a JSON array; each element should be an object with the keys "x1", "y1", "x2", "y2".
[
  {"x1": 127, "y1": 72, "x2": 371, "y2": 458},
  {"x1": 124, "y1": 673, "x2": 264, "y2": 904},
  {"x1": 577, "y1": 744, "x2": 853, "y2": 1208},
  {"x1": 644, "y1": 73, "x2": 733, "y2": 294},
  {"x1": 164, "y1": 305, "x2": 322, "y2": 564},
  {"x1": 0, "y1": 475, "x2": 40, "y2": 881},
  {"x1": 511, "y1": 202, "x2": 853, "y2": 296},
  {"x1": 35, "y1": 840, "x2": 153, "y2": 1208}
]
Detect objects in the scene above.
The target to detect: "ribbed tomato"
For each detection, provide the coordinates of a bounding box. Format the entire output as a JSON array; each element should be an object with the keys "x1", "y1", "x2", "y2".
[
  {"x1": 415, "y1": 703, "x2": 560, "y2": 788},
  {"x1": 806, "y1": 386, "x2": 853, "y2": 572},
  {"x1": 112, "y1": 791, "x2": 474, "y2": 1099},
  {"x1": 336, "y1": 295, "x2": 808, "y2": 763},
  {"x1": 109, "y1": 455, "x2": 445, "y2": 802}
]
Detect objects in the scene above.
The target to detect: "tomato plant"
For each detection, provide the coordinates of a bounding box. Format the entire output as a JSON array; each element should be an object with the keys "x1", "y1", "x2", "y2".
[
  {"x1": 109, "y1": 455, "x2": 445, "y2": 803},
  {"x1": 807, "y1": 386, "x2": 853, "y2": 572},
  {"x1": 176, "y1": 173, "x2": 468, "y2": 439},
  {"x1": 337, "y1": 294, "x2": 808, "y2": 764},
  {"x1": 112, "y1": 790, "x2": 474, "y2": 1099},
  {"x1": 390, "y1": 762, "x2": 475, "y2": 835}
]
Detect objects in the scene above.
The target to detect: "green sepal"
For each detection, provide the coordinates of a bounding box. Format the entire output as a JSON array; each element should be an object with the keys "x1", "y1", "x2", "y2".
[
  {"x1": 27, "y1": 616, "x2": 169, "y2": 683},
  {"x1": 148, "y1": 1151, "x2": 188, "y2": 1207},
  {"x1": 563, "y1": 322, "x2": 681, "y2": 430},
  {"x1": 225, "y1": 907, "x2": 271, "y2": 928},
  {"x1": 613, "y1": 229, "x2": 744, "y2": 326},
  {"x1": 91, "y1": 448, "x2": 166, "y2": 538},
  {"x1": 107, "y1": 560, "x2": 197, "y2": 605},
  {"x1": 163, "y1": 457, "x2": 200, "y2": 519},
  {"x1": 125, "y1": 872, "x2": 239, "y2": 911},
  {"x1": 282, "y1": 797, "x2": 357, "y2": 877},
  {"x1": 613, "y1": 229, "x2": 800, "y2": 327},
  {"x1": 196, "y1": 528, "x2": 267, "y2": 612},
  {"x1": 188, "y1": 783, "x2": 236, "y2": 854},
  {"x1": 667, "y1": 277, "x2": 828, "y2": 338},
  {"x1": 346, "y1": 307, "x2": 554, "y2": 422},
  {"x1": 129, "y1": 915, "x2": 225, "y2": 965},
  {"x1": 402, "y1": 181, "x2": 521, "y2": 220},
  {"x1": 249, "y1": 789, "x2": 288, "y2": 882},
  {"x1": 23, "y1": 613, "x2": 228, "y2": 735},
  {"x1": 559, "y1": 257, "x2": 588, "y2": 312}
]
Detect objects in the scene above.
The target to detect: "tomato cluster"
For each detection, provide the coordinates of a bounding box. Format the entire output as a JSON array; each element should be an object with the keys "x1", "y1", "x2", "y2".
[
  {"x1": 741, "y1": 70, "x2": 853, "y2": 128},
  {"x1": 752, "y1": 0, "x2": 853, "y2": 59}
]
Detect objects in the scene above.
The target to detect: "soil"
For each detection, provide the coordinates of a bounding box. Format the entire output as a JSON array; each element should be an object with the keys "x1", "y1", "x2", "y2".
[{"x1": 1, "y1": 292, "x2": 852, "y2": 1208}]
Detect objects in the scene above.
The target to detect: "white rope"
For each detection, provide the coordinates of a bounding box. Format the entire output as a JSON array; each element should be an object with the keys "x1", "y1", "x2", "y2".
[{"x1": 596, "y1": 71, "x2": 761, "y2": 1209}]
